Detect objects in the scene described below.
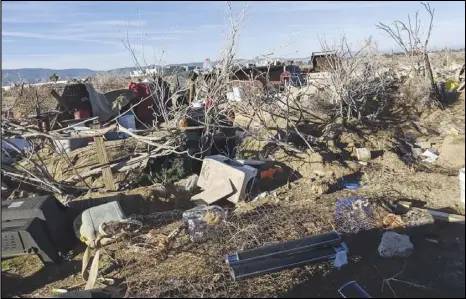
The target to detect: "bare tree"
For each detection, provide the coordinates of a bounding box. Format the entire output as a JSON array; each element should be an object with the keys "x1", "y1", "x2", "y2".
[
  {"x1": 318, "y1": 35, "x2": 396, "y2": 121},
  {"x1": 376, "y1": 2, "x2": 442, "y2": 105}
]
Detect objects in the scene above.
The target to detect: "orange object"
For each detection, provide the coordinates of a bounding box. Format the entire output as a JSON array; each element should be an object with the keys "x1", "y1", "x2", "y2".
[
  {"x1": 179, "y1": 119, "x2": 188, "y2": 127},
  {"x1": 260, "y1": 167, "x2": 283, "y2": 180}
]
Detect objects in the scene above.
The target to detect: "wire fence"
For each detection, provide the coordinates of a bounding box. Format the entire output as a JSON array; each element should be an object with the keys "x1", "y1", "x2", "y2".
[{"x1": 110, "y1": 197, "x2": 385, "y2": 298}]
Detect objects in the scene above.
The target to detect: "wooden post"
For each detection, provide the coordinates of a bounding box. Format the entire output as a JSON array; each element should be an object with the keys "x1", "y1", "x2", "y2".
[
  {"x1": 93, "y1": 120, "x2": 116, "y2": 190},
  {"x1": 188, "y1": 80, "x2": 195, "y2": 105}
]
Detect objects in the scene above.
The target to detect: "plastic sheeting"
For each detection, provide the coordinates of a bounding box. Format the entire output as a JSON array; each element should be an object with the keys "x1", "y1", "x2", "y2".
[{"x1": 84, "y1": 83, "x2": 134, "y2": 122}]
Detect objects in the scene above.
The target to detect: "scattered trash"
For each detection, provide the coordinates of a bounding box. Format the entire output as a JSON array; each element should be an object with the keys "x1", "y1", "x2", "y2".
[
  {"x1": 378, "y1": 231, "x2": 413, "y2": 258},
  {"x1": 253, "y1": 191, "x2": 269, "y2": 201},
  {"x1": 358, "y1": 161, "x2": 368, "y2": 166},
  {"x1": 335, "y1": 197, "x2": 372, "y2": 234},
  {"x1": 383, "y1": 213, "x2": 405, "y2": 230},
  {"x1": 416, "y1": 141, "x2": 431, "y2": 149},
  {"x1": 393, "y1": 200, "x2": 413, "y2": 214},
  {"x1": 334, "y1": 249, "x2": 348, "y2": 269},
  {"x1": 225, "y1": 231, "x2": 348, "y2": 280},
  {"x1": 445, "y1": 80, "x2": 458, "y2": 91},
  {"x1": 355, "y1": 148, "x2": 371, "y2": 162},
  {"x1": 411, "y1": 147, "x2": 423, "y2": 158},
  {"x1": 425, "y1": 238, "x2": 439, "y2": 244},
  {"x1": 185, "y1": 174, "x2": 199, "y2": 193},
  {"x1": 117, "y1": 110, "x2": 136, "y2": 139},
  {"x1": 351, "y1": 198, "x2": 368, "y2": 210},
  {"x1": 182, "y1": 205, "x2": 226, "y2": 242},
  {"x1": 343, "y1": 182, "x2": 360, "y2": 190},
  {"x1": 236, "y1": 159, "x2": 266, "y2": 166},
  {"x1": 338, "y1": 281, "x2": 372, "y2": 298},
  {"x1": 420, "y1": 149, "x2": 439, "y2": 163}
]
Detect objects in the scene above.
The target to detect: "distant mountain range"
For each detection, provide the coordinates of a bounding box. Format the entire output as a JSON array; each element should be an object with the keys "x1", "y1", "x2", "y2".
[
  {"x1": 2, "y1": 58, "x2": 315, "y2": 86},
  {"x1": 2, "y1": 67, "x2": 138, "y2": 86}
]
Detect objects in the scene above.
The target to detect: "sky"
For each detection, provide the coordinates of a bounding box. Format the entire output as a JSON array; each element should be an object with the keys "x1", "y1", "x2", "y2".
[{"x1": 2, "y1": 1, "x2": 465, "y2": 70}]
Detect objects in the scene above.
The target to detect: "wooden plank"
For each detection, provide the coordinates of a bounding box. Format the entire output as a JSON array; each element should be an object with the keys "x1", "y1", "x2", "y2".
[
  {"x1": 50, "y1": 89, "x2": 70, "y2": 110},
  {"x1": 93, "y1": 120, "x2": 116, "y2": 191}
]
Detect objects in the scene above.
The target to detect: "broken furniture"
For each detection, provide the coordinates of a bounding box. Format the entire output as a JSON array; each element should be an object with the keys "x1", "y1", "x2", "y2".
[
  {"x1": 193, "y1": 155, "x2": 258, "y2": 205},
  {"x1": 1, "y1": 195, "x2": 73, "y2": 264},
  {"x1": 225, "y1": 231, "x2": 348, "y2": 280},
  {"x1": 338, "y1": 281, "x2": 371, "y2": 298}
]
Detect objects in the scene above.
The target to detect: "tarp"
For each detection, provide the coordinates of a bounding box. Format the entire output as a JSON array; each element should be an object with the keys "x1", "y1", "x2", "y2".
[{"x1": 84, "y1": 83, "x2": 135, "y2": 122}]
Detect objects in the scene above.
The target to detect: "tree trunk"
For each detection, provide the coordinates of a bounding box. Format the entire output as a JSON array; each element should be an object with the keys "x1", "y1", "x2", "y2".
[{"x1": 424, "y1": 52, "x2": 443, "y2": 105}]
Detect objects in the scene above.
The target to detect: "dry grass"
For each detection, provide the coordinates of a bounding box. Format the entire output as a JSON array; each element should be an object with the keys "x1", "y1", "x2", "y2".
[
  {"x1": 90, "y1": 73, "x2": 130, "y2": 93},
  {"x1": 2, "y1": 84, "x2": 58, "y2": 118},
  {"x1": 111, "y1": 200, "x2": 338, "y2": 297}
]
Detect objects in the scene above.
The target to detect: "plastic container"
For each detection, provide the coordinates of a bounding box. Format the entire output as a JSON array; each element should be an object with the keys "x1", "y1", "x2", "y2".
[
  {"x1": 103, "y1": 123, "x2": 120, "y2": 141},
  {"x1": 338, "y1": 281, "x2": 371, "y2": 298},
  {"x1": 460, "y1": 168, "x2": 465, "y2": 205},
  {"x1": 73, "y1": 201, "x2": 125, "y2": 247},
  {"x1": 118, "y1": 111, "x2": 136, "y2": 139},
  {"x1": 54, "y1": 138, "x2": 89, "y2": 154}
]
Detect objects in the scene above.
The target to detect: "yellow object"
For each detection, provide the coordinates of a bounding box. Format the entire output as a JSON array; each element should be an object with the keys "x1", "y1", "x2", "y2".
[
  {"x1": 179, "y1": 119, "x2": 188, "y2": 127},
  {"x1": 445, "y1": 80, "x2": 458, "y2": 90}
]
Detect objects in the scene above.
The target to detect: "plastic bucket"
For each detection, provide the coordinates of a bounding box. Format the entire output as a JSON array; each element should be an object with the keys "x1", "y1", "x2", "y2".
[
  {"x1": 460, "y1": 168, "x2": 465, "y2": 205},
  {"x1": 338, "y1": 281, "x2": 371, "y2": 298},
  {"x1": 118, "y1": 111, "x2": 136, "y2": 139},
  {"x1": 54, "y1": 138, "x2": 89, "y2": 154}
]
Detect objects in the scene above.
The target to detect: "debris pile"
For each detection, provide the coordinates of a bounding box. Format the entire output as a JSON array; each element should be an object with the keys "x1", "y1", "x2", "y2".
[{"x1": 1, "y1": 9, "x2": 465, "y2": 297}]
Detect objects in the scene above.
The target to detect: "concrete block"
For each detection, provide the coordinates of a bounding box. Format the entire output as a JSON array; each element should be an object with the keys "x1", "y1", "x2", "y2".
[{"x1": 197, "y1": 155, "x2": 258, "y2": 204}]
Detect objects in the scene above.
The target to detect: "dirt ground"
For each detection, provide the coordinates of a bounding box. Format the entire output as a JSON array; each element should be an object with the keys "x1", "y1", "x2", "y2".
[{"x1": 1, "y1": 92, "x2": 465, "y2": 298}]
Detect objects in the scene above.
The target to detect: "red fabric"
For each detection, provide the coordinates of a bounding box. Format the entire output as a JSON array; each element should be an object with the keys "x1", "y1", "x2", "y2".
[
  {"x1": 129, "y1": 82, "x2": 151, "y2": 98},
  {"x1": 128, "y1": 82, "x2": 156, "y2": 128},
  {"x1": 205, "y1": 98, "x2": 213, "y2": 109}
]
